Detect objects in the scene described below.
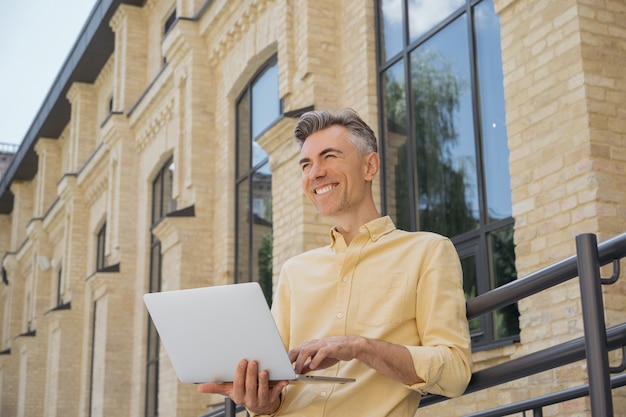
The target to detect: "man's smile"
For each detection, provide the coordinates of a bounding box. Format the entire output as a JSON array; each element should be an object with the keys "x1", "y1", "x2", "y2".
[{"x1": 314, "y1": 184, "x2": 337, "y2": 195}]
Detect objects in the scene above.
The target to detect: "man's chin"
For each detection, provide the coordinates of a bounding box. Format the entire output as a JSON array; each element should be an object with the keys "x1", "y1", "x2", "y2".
[{"x1": 314, "y1": 205, "x2": 340, "y2": 217}]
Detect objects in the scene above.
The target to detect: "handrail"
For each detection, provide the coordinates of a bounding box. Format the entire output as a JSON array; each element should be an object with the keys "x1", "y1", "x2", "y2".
[
  {"x1": 463, "y1": 373, "x2": 626, "y2": 417},
  {"x1": 467, "y1": 232, "x2": 626, "y2": 320},
  {"x1": 420, "y1": 232, "x2": 626, "y2": 416},
  {"x1": 199, "y1": 402, "x2": 247, "y2": 417},
  {"x1": 419, "y1": 322, "x2": 626, "y2": 406}
]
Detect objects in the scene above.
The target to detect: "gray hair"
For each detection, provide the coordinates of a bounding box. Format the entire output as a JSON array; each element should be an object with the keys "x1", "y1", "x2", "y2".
[{"x1": 294, "y1": 108, "x2": 378, "y2": 156}]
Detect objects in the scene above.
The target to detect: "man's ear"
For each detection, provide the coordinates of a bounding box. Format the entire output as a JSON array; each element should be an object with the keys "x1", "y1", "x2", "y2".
[{"x1": 363, "y1": 152, "x2": 380, "y2": 181}]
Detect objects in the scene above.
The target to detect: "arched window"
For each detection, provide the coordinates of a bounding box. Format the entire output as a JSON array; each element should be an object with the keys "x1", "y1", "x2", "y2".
[
  {"x1": 145, "y1": 157, "x2": 174, "y2": 417},
  {"x1": 235, "y1": 56, "x2": 281, "y2": 306}
]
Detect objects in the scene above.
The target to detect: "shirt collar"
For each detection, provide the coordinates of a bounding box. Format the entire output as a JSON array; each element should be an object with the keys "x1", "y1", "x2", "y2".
[{"x1": 329, "y1": 216, "x2": 396, "y2": 249}]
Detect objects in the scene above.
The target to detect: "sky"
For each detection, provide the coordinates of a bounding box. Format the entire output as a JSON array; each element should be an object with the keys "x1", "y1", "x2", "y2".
[{"x1": 0, "y1": 0, "x2": 97, "y2": 147}]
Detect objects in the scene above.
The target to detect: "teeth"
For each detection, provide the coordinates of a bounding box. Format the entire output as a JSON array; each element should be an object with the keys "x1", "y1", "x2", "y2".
[{"x1": 315, "y1": 185, "x2": 334, "y2": 195}]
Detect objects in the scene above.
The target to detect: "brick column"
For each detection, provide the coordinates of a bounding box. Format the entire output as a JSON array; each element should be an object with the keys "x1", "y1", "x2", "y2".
[
  {"x1": 110, "y1": 4, "x2": 148, "y2": 113},
  {"x1": 33, "y1": 138, "x2": 62, "y2": 218},
  {"x1": 66, "y1": 83, "x2": 97, "y2": 172},
  {"x1": 495, "y1": 0, "x2": 626, "y2": 413}
]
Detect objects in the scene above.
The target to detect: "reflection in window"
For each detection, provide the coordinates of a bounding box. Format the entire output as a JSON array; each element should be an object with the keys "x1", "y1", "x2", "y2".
[
  {"x1": 378, "y1": 0, "x2": 517, "y2": 348},
  {"x1": 235, "y1": 57, "x2": 280, "y2": 306},
  {"x1": 489, "y1": 225, "x2": 519, "y2": 339},
  {"x1": 410, "y1": 18, "x2": 479, "y2": 237},
  {"x1": 460, "y1": 255, "x2": 479, "y2": 333},
  {"x1": 475, "y1": 0, "x2": 511, "y2": 221},
  {"x1": 379, "y1": 0, "x2": 404, "y2": 61},
  {"x1": 408, "y1": 0, "x2": 464, "y2": 42}
]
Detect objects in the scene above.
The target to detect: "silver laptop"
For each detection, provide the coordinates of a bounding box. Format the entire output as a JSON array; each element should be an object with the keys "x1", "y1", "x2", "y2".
[{"x1": 143, "y1": 282, "x2": 355, "y2": 384}]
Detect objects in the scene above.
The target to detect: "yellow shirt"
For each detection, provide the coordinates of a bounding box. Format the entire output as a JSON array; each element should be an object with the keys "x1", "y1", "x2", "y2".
[{"x1": 260, "y1": 216, "x2": 471, "y2": 417}]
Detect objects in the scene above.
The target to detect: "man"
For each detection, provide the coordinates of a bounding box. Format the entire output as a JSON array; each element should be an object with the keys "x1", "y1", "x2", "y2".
[{"x1": 199, "y1": 108, "x2": 472, "y2": 416}]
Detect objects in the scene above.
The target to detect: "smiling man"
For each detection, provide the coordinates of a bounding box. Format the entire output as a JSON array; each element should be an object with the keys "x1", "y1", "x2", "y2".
[{"x1": 199, "y1": 108, "x2": 472, "y2": 416}]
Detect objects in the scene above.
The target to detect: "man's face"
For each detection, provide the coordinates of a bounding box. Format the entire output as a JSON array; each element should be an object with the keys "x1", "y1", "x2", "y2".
[{"x1": 298, "y1": 125, "x2": 375, "y2": 217}]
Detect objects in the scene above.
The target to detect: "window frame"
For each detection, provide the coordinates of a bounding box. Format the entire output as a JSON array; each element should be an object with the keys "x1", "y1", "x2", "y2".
[
  {"x1": 234, "y1": 55, "x2": 281, "y2": 306},
  {"x1": 96, "y1": 222, "x2": 106, "y2": 272},
  {"x1": 374, "y1": 0, "x2": 519, "y2": 349},
  {"x1": 144, "y1": 156, "x2": 175, "y2": 417}
]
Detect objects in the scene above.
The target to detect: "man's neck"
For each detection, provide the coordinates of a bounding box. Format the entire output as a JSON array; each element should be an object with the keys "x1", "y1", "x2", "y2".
[{"x1": 333, "y1": 206, "x2": 381, "y2": 246}]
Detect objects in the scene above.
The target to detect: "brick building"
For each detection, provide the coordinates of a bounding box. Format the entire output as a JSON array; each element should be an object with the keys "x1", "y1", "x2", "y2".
[{"x1": 0, "y1": 0, "x2": 624, "y2": 416}]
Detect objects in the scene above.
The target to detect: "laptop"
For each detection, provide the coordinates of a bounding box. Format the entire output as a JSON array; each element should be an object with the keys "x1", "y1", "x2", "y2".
[{"x1": 143, "y1": 282, "x2": 355, "y2": 384}]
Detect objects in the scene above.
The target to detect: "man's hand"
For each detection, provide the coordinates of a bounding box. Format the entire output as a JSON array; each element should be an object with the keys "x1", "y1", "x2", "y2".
[
  {"x1": 197, "y1": 359, "x2": 288, "y2": 415},
  {"x1": 288, "y1": 336, "x2": 361, "y2": 374},
  {"x1": 288, "y1": 336, "x2": 422, "y2": 386}
]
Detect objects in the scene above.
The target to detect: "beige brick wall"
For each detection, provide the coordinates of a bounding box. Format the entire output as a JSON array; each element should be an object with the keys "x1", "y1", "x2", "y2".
[{"x1": 494, "y1": 0, "x2": 625, "y2": 415}]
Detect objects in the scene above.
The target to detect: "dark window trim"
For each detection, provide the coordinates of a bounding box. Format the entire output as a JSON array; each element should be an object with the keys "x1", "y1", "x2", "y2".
[
  {"x1": 96, "y1": 222, "x2": 107, "y2": 272},
  {"x1": 375, "y1": 0, "x2": 518, "y2": 350},
  {"x1": 163, "y1": 9, "x2": 177, "y2": 37},
  {"x1": 56, "y1": 266, "x2": 64, "y2": 307},
  {"x1": 14, "y1": 329, "x2": 36, "y2": 340},
  {"x1": 234, "y1": 55, "x2": 280, "y2": 288},
  {"x1": 166, "y1": 204, "x2": 195, "y2": 218},
  {"x1": 145, "y1": 156, "x2": 174, "y2": 417},
  {"x1": 44, "y1": 301, "x2": 72, "y2": 316}
]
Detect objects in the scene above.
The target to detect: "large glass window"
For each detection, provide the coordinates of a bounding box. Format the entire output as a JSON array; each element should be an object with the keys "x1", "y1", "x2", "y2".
[
  {"x1": 145, "y1": 158, "x2": 175, "y2": 417},
  {"x1": 235, "y1": 56, "x2": 280, "y2": 306},
  {"x1": 96, "y1": 223, "x2": 106, "y2": 272},
  {"x1": 55, "y1": 267, "x2": 64, "y2": 307},
  {"x1": 377, "y1": 0, "x2": 518, "y2": 348}
]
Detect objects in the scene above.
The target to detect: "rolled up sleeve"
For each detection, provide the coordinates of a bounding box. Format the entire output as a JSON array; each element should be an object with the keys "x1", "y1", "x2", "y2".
[{"x1": 405, "y1": 238, "x2": 472, "y2": 397}]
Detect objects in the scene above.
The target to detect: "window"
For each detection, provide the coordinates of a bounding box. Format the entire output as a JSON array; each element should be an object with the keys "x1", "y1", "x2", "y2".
[
  {"x1": 377, "y1": 0, "x2": 518, "y2": 348},
  {"x1": 235, "y1": 56, "x2": 281, "y2": 306},
  {"x1": 162, "y1": 9, "x2": 177, "y2": 64},
  {"x1": 55, "y1": 267, "x2": 64, "y2": 307},
  {"x1": 89, "y1": 298, "x2": 106, "y2": 417},
  {"x1": 163, "y1": 9, "x2": 177, "y2": 36},
  {"x1": 25, "y1": 271, "x2": 35, "y2": 333},
  {"x1": 145, "y1": 157, "x2": 175, "y2": 417},
  {"x1": 96, "y1": 223, "x2": 106, "y2": 272}
]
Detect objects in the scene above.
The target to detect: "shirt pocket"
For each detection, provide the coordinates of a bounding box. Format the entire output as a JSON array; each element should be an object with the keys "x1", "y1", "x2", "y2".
[{"x1": 355, "y1": 273, "x2": 409, "y2": 326}]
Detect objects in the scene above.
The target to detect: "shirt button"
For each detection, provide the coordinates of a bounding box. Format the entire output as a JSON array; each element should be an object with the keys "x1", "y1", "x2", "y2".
[
  {"x1": 321, "y1": 391, "x2": 327, "y2": 397},
  {"x1": 342, "y1": 276, "x2": 348, "y2": 282},
  {"x1": 337, "y1": 313, "x2": 343, "y2": 319}
]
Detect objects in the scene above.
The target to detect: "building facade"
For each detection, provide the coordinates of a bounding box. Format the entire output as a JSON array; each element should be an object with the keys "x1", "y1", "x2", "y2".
[{"x1": 0, "y1": 0, "x2": 624, "y2": 416}]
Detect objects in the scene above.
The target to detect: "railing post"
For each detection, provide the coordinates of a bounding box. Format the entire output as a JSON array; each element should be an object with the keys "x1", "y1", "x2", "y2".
[
  {"x1": 576, "y1": 233, "x2": 613, "y2": 416},
  {"x1": 224, "y1": 397, "x2": 237, "y2": 417}
]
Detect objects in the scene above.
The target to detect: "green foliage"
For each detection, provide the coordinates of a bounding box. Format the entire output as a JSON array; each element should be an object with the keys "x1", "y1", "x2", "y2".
[{"x1": 258, "y1": 231, "x2": 273, "y2": 306}]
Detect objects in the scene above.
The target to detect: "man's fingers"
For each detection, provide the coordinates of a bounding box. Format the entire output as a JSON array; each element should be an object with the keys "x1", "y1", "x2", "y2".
[
  {"x1": 292, "y1": 342, "x2": 325, "y2": 373},
  {"x1": 197, "y1": 382, "x2": 231, "y2": 396},
  {"x1": 244, "y1": 361, "x2": 260, "y2": 403},
  {"x1": 198, "y1": 359, "x2": 287, "y2": 415},
  {"x1": 230, "y1": 359, "x2": 249, "y2": 403}
]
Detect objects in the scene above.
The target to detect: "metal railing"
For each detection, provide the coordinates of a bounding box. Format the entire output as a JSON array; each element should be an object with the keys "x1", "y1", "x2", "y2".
[{"x1": 202, "y1": 232, "x2": 626, "y2": 417}]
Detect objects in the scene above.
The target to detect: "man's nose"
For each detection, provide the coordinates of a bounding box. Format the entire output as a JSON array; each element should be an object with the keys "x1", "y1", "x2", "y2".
[{"x1": 308, "y1": 162, "x2": 326, "y2": 179}]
